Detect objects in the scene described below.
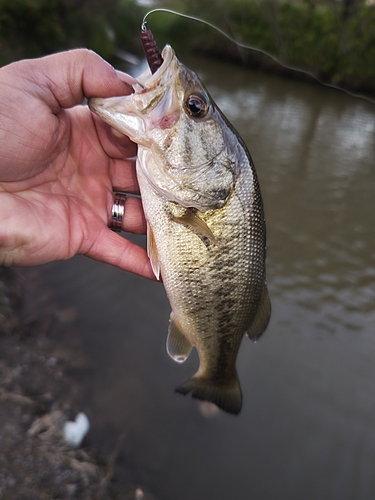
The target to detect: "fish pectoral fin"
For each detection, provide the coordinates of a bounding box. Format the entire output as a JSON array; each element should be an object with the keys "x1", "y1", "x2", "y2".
[
  {"x1": 246, "y1": 284, "x2": 271, "y2": 342},
  {"x1": 147, "y1": 222, "x2": 161, "y2": 280},
  {"x1": 171, "y1": 209, "x2": 216, "y2": 245},
  {"x1": 167, "y1": 313, "x2": 193, "y2": 363}
]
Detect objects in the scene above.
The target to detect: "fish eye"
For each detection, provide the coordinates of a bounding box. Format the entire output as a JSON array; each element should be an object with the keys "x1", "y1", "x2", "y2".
[{"x1": 184, "y1": 94, "x2": 209, "y2": 118}]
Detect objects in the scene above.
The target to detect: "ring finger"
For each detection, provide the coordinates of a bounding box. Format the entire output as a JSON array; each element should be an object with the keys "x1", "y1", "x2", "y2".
[{"x1": 109, "y1": 193, "x2": 146, "y2": 234}]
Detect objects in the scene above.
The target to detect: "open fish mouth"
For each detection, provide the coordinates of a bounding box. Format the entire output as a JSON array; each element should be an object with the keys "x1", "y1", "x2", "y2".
[
  {"x1": 88, "y1": 45, "x2": 179, "y2": 143},
  {"x1": 89, "y1": 43, "x2": 238, "y2": 210},
  {"x1": 135, "y1": 45, "x2": 176, "y2": 89}
]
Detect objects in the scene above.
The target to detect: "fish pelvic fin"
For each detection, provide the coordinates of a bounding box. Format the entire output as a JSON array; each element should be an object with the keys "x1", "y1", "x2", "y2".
[
  {"x1": 246, "y1": 284, "x2": 271, "y2": 342},
  {"x1": 167, "y1": 313, "x2": 193, "y2": 363},
  {"x1": 175, "y1": 371, "x2": 242, "y2": 415},
  {"x1": 146, "y1": 222, "x2": 161, "y2": 280}
]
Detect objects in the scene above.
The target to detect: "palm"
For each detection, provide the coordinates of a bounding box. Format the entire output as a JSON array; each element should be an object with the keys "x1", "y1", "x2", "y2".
[{"x1": 0, "y1": 49, "x2": 154, "y2": 279}]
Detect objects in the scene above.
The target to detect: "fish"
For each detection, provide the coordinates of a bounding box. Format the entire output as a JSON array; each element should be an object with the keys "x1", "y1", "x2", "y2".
[{"x1": 89, "y1": 43, "x2": 271, "y2": 415}]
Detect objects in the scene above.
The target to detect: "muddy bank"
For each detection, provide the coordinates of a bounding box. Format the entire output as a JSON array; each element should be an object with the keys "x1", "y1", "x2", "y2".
[{"x1": 0, "y1": 267, "x2": 155, "y2": 500}]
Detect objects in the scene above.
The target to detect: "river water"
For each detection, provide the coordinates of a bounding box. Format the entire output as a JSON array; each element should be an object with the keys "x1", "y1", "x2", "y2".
[{"x1": 19, "y1": 56, "x2": 375, "y2": 500}]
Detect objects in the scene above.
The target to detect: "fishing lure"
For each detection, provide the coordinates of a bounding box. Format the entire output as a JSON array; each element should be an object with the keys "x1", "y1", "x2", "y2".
[
  {"x1": 140, "y1": 7, "x2": 375, "y2": 105},
  {"x1": 140, "y1": 26, "x2": 163, "y2": 74}
]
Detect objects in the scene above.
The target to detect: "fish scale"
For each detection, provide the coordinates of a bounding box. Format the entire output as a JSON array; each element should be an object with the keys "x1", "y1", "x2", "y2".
[{"x1": 89, "y1": 44, "x2": 271, "y2": 414}]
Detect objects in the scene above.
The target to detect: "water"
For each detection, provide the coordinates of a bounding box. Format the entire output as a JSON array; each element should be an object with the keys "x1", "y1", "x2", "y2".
[{"x1": 18, "y1": 57, "x2": 375, "y2": 500}]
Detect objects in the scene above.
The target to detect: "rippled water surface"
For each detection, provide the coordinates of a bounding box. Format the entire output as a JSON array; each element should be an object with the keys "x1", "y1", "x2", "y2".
[{"x1": 20, "y1": 56, "x2": 375, "y2": 500}]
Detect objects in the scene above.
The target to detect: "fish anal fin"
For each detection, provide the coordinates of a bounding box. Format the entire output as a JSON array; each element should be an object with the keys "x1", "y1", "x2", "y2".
[
  {"x1": 246, "y1": 284, "x2": 271, "y2": 342},
  {"x1": 175, "y1": 371, "x2": 242, "y2": 415},
  {"x1": 171, "y1": 209, "x2": 216, "y2": 245},
  {"x1": 147, "y1": 222, "x2": 161, "y2": 280},
  {"x1": 167, "y1": 313, "x2": 193, "y2": 363}
]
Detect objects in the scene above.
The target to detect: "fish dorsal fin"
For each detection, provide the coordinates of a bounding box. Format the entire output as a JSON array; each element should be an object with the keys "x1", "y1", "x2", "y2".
[
  {"x1": 167, "y1": 313, "x2": 193, "y2": 363},
  {"x1": 147, "y1": 222, "x2": 161, "y2": 280},
  {"x1": 246, "y1": 285, "x2": 271, "y2": 342},
  {"x1": 172, "y1": 209, "x2": 216, "y2": 244}
]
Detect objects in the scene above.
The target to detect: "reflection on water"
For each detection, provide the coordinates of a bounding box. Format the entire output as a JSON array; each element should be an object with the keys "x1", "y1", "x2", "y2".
[{"x1": 19, "y1": 56, "x2": 375, "y2": 500}]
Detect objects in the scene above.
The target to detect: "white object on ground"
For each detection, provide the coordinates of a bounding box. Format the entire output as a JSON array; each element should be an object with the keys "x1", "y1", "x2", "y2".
[{"x1": 63, "y1": 412, "x2": 90, "y2": 447}]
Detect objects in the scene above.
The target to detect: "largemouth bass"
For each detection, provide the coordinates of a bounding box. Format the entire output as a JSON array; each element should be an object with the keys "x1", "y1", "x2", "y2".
[{"x1": 89, "y1": 45, "x2": 271, "y2": 415}]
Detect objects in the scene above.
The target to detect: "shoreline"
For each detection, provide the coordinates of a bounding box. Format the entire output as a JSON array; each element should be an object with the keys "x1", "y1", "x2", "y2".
[
  {"x1": 0, "y1": 267, "x2": 154, "y2": 500},
  {"x1": 1, "y1": 0, "x2": 375, "y2": 100}
]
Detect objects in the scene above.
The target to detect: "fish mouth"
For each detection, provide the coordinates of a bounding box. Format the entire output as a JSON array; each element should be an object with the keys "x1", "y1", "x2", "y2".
[
  {"x1": 88, "y1": 46, "x2": 179, "y2": 143},
  {"x1": 135, "y1": 45, "x2": 176, "y2": 90}
]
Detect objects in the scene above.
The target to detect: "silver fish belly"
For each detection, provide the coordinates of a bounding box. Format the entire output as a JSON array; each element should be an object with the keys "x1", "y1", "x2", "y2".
[{"x1": 89, "y1": 45, "x2": 271, "y2": 415}]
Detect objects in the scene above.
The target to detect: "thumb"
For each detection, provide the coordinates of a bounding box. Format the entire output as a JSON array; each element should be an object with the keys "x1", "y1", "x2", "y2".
[{"x1": 7, "y1": 49, "x2": 133, "y2": 112}]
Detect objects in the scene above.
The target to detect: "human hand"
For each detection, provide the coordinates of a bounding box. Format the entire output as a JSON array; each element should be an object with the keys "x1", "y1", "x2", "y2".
[{"x1": 0, "y1": 49, "x2": 155, "y2": 279}]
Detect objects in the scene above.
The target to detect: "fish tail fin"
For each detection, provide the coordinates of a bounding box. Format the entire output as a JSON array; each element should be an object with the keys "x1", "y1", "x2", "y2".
[{"x1": 175, "y1": 372, "x2": 242, "y2": 415}]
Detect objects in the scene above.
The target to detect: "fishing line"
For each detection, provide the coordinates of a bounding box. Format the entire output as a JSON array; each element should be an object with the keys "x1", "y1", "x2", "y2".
[{"x1": 142, "y1": 8, "x2": 375, "y2": 106}]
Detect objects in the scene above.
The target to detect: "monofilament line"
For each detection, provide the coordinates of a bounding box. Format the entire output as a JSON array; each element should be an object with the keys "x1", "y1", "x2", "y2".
[{"x1": 142, "y1": 7, "x2": 375, "y2": 105}]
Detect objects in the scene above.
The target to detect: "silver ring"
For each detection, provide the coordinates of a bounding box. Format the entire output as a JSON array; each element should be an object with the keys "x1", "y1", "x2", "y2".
[{"x1": 110, "y1": 193, "x2": 127, "y2": 232}]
